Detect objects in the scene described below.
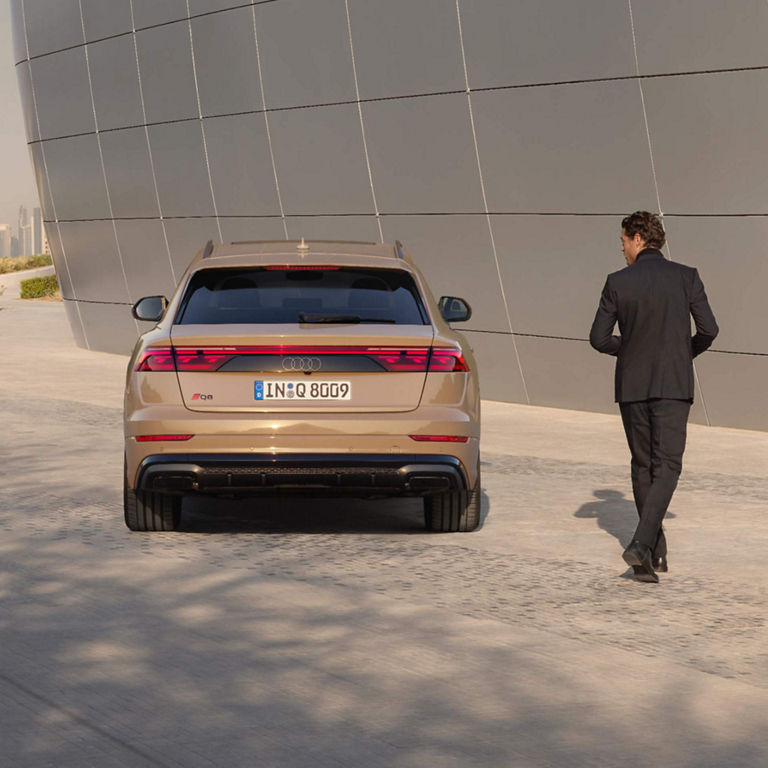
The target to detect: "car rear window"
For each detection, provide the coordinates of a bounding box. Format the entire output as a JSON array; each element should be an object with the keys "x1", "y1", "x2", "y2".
[{"x1": 175, "y1": 267, "x2": 429, "y2": 325}]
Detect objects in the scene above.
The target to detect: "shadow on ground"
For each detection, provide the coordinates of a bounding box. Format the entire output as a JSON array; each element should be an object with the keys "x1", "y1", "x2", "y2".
[
  {"x1": 2, "y1": 517, "x2": 765, "y2": 768},
  {"x1": 181, "y1": 491, "x2": 491, "y2": 534},
  {"x1": 573, "y1": 488, "x2": 676, "y2": 546}
]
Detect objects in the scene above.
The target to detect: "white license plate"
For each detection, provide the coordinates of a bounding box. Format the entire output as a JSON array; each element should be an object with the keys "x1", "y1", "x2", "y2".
[{"x1": 254, "y1": 380, "x2": 351, "y2": 400}]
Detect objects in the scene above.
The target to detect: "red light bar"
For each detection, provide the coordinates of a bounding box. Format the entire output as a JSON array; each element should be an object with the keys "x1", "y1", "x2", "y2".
[
  {"x1": 428, "y1": 348, "x2": 469, "y2": 372},
  {"x1": 264, "y1": 265, "x2": 340, "y2": 270},
  {"x1": 136, "y1": 435, "x2": 193, "y2": 442},
  {"x1": 135, "y1": 346, "x2": 465, "y2": 373},
  {"x1": 172, "y1": 346, "x2": 433, "y2": 372},
  {"x1": 174, "y1": 350, "x2": 236, "y2": 372},
  {"x1": 368, "y1": 349, "x2": 429, "y2": 372},
  {"x1": 135, "y1": 347, "x2": 175, "y2": 372},
  {"x1": 409, "y1": 435, "x2": 469, "y2": 443}
]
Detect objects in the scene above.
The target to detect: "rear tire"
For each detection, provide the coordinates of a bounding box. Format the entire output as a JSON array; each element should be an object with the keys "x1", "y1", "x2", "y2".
[
  {"x1": 424, "y1": 460, "x2": 481, "y2": 532},
  {"x1": 124, "y1": 478, "x2": 181, "y2": 532}
]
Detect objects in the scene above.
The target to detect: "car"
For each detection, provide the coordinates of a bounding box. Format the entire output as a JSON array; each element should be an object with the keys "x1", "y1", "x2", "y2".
[{"x1": 124, "y1": 239, "x2": 480, "y2": 532}]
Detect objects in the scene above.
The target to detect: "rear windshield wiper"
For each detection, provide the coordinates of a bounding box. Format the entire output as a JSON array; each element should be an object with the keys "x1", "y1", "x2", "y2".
[{"x1": 298, "y1": 314, "x2": 396, "y2": 324}]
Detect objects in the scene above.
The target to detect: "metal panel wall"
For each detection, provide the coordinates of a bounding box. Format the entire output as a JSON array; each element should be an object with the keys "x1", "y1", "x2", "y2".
[{"x1": 11, "y1": 0, "x2": 768, "y2": 430}]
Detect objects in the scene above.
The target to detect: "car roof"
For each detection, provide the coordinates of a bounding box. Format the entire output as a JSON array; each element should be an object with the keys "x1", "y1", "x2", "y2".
[{"x1": 188, "y1": 240, "x2": 415, "y2": 271}]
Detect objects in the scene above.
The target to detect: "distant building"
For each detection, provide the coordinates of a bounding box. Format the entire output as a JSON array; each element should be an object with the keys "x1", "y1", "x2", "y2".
[
  {"x1": 17, "y1": 205, "x2": 31, "y2": 257},
  {"x1": 0, "y1": 224, "x2": 12, "y2": 259},
  {"x1": 32, "y1": 207, "x2": 43, "y2": 255}
]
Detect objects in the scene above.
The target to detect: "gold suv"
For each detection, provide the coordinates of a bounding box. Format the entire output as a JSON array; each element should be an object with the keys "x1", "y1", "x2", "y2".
[{"x1": 124, "y1": 240, "x2": 480, "y2": 532}]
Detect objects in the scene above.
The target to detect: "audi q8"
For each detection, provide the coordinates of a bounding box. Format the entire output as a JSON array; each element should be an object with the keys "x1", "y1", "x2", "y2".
[{"x1": 124, "y1": 240, "x2": 480, "y2": 532}]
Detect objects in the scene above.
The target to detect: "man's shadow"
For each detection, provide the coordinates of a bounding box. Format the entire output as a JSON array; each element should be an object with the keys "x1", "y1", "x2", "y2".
[{"x1": 574, "y1": 489, "x2": 676, "y2": 547}]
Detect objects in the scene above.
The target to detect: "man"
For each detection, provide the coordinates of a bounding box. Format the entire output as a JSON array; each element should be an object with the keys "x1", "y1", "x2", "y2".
[{"x1": 589, "y1": 211, "x2": 718, "y2": 583}]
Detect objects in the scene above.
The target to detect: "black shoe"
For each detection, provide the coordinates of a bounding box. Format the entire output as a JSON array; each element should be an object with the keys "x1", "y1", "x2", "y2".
[
  {"x1": 653, "y1": 555, "x2": 668, "y2": 573},
  {"x1": 623, "y1": 540, "x2": 659, "y2": 583}
]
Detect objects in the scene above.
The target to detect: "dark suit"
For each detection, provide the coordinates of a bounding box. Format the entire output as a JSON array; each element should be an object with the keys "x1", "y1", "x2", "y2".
[{"x1": 590, "y1": 248, "x2": 718, "y2": 556}]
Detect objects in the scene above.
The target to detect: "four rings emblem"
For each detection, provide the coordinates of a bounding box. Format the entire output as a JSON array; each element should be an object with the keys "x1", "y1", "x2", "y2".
[{"x1": 281, "y1": 356, "x2": 322, "y2": 372}]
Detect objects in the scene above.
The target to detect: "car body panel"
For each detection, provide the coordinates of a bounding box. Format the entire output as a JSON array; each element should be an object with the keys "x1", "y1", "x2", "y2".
[
  {"x1": 169, "y1": 323, "x2": 436, "y2": 413},
  {"x1": 124, "y1": 240, "x2": 480, "y2": 501}
]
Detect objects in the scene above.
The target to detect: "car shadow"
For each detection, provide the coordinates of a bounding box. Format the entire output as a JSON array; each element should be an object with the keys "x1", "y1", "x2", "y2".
[{"x1": 181, "y1": 490, "x2": 491, "y2": 535}]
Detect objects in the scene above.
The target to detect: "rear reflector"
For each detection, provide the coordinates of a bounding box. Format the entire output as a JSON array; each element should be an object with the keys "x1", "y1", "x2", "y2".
[
  {"x1": 409, "y1": 435, "x2": 469, "y2": 443},
  {"x1": 136, "y1": 435, "x2": 193, "y2": 442},
  {"x1": 135, "y1": 345, "x2": 469, "y2": 373}
]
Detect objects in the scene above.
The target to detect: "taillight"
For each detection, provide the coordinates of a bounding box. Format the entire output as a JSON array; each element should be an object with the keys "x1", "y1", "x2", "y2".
[
  {"x1": 428, "y1": 348, "x2": 469, "y2": 372},
  {"x1": 368, "y1": 349, "x2": 430, "y2": 372},
  {"x1": 409, "y1": 435, "x2": 469, "y2": 443},
  {"x1": 135, "y1": 347, "x2": 175, "y2": 371},
  {"x1": 135, "y1": 435, "x2": 193, "y2": 442},
  {"x1": 135, "y1": 345, "x2": 467, "y2": 372},
  {"x1": 174, "y1": 349, "x2": 236, "y2": 371}
]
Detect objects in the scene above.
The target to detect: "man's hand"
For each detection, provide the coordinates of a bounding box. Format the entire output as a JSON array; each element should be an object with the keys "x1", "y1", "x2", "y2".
[
  {"x1": 590, "y1": 278, "x2": 622, "y2": 356},
  {"x1": 690, "y1": 269, "x2": 719, "y2": 357}
]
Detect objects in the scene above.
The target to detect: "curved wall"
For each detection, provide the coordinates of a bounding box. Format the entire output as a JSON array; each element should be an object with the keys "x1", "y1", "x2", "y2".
[{"x1": 11, "y1": 0, "x2": 768, "y2": 430}]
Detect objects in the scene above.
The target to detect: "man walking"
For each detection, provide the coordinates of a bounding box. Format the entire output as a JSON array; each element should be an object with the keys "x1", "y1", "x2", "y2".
[{"x1": 589, "y1": 211, "x2": 718, "y2": 583}]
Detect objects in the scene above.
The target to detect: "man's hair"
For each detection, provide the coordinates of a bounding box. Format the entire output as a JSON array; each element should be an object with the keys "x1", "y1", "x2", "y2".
[{"x1": 621, "y1": 211, "x2": 665, "y2": 249}]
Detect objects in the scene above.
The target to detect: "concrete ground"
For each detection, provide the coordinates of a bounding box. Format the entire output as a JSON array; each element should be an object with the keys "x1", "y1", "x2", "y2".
[{"x1": 1, "y1": 293, "x2": 767, "y2": 768}]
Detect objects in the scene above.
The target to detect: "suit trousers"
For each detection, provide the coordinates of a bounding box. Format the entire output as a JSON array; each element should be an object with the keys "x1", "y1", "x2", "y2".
[{"x1": 619, "y1": 398, "x2": 691, "y2": 556}]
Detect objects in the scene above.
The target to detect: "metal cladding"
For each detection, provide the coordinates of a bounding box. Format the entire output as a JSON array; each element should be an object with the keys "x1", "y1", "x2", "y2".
[{"x1": 11, "y1": 0, "x2": 768, "y2": 429}]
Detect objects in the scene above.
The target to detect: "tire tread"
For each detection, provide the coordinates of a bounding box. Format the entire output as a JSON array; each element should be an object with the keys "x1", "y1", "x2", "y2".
[
  {"x1": 424, "y1": 460, "x2": 481, "y2": 533},
  {"x1": 124, "y1": 481, "x2": 180, "y2": 532}
]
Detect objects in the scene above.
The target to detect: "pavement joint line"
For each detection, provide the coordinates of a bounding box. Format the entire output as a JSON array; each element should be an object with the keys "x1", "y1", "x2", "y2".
[{"x1": 0, "y1": 672, "x2": 176, "y2": 768}]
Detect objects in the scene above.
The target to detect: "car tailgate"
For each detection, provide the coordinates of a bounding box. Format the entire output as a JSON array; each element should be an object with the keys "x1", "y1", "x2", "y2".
[{"x1": 169, "y1": 324, "x2": 436, "y2": 413}]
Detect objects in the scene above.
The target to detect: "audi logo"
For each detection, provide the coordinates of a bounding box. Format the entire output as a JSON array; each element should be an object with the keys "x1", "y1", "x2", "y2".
[{"x1": 281, "y1": 356, "x2": 322, "y2": 371}]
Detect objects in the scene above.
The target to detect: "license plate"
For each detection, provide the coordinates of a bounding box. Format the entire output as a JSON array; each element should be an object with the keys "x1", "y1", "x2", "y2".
[{"x1": 254, "y1": 380, "x2": 351, "y2": 401}]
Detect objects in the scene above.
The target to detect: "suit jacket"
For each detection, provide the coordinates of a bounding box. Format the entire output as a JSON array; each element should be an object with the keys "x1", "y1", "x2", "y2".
[{"x1": 589, "y1": 249, "x2": 719, "y2": 403}]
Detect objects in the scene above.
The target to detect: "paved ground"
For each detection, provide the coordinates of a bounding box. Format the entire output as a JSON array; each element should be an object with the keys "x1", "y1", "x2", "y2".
[{"x1": 1, "y1": 294, "x2": 767, "y2": 768}]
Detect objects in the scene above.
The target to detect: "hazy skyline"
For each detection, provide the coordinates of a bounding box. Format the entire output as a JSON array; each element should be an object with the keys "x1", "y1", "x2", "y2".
[{"x1": 1, "y1": 3, "x2": 39, "y2": 232}]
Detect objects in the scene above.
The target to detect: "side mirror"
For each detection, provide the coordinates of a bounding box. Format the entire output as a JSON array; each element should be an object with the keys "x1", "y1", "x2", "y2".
[
  {"x1": 132, "y1": 295, "x2": 168, "y2": 322},
  {"x1": 438, "y1": 296, "x2": 472, "y2": 323}
]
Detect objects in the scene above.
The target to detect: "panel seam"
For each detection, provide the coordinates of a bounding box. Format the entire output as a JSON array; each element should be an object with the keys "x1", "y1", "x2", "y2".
[
  {"x1": 250, "y1": 4, "x2": 288, "y2": 239},
  {"x1": 129, "y1": 0, "x2": 177, "y2": 284},
  {"x1": 344, "y1": 0, "x2": 384, "y2": 242},
  {"x1": 20, "y1": 0, "x2": 89, "y2": 348},
  {"x1": 185, "y1": 0, "x2": 223, "y2": 243},
  {"x1": 39, "y1": 211, "x2": 768, "y2": 220},
  {"x1": 627, "y1": 0, "x2": 662, "y2": 216},
  {"x1": 628, "y1": 0, "x2": 711, "y2": 426},
  {"x1": 15, "y1": 1, "x2": 282, "y2": 64},
  {"x1": 78, "y1": 0, "x2": 138, "y2": 333},
  {"x1": 455, "y1": 0, "x2": 530, "y2": 404}
]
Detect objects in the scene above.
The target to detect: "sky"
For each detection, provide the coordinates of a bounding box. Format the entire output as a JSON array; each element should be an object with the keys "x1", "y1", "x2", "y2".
[{"x1": 0, "y1": 3, "x2": 39, "y2": 231}]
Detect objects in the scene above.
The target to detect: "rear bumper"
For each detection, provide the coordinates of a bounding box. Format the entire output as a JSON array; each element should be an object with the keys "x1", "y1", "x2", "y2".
[{"x1": 135, "y1": 453, "x2": 468, "y2": 496}]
